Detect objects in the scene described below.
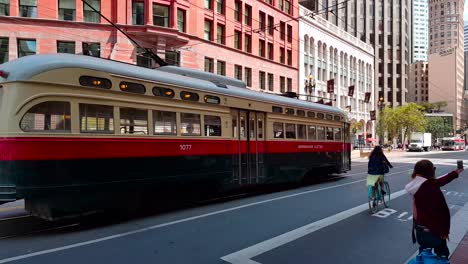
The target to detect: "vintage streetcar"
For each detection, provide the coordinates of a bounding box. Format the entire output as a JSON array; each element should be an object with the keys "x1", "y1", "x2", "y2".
[{"x1": 0, "y1": 54, "x2": 351, "y2": 220}]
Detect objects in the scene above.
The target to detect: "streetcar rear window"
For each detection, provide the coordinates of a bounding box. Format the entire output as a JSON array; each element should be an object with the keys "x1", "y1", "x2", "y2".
[
  {"x1": 180, "y1": 91, "x2": 199, "y2": 102},
  {"x1": 297, "y1": 124, "x2": 306, "y2": 140},
  {"x1": 326, "y1": 127, "x2": 334, "y2": 140},
  {"x1": 153, "y1": 111, "x2": 177, "y2": 135},
  {"x1": 79, "y1": 104, "x2": 114, "y2": 133},
  {"x1": 181, "y1": 113, "x2": 201, "y2": 136},
  {"x1": 120, "y1": 108, "x2": 148, "y2": 135},
  {"x1": 334, "y1": 128, "x2": 342, "y2": 141},
  {"x1": 285, "y1": 123, "x2": 296, "y2": 139},
  {"x1": 20, "y1": 101, "x2": 71, "y2": 132},
  {"x1": 308, "y1": 125, "x2": 316, "y2": 140},
  {"x1": 119, "y1": 81, "x2": 146, "y2": 94},
  {"x1": 79, "y1": 76, "x2": 112, "y2": 89},
  {"x1": 273, "y1": 122, "x2": 284, "y2": 138},
  {"x1": 153, "y1": 87, "x2": 175, "y2": 98},
  {"x1": 317, "y1": 126, "x2": 325, "y2": 140},
  {"x1": 204, "y1": 115, "x2": 222, "y2": 136}
]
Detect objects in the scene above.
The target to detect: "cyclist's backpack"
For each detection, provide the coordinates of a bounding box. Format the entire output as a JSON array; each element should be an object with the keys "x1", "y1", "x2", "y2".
[{"x1": 408, "y1": 249, "x2": 450, "y2": 264}]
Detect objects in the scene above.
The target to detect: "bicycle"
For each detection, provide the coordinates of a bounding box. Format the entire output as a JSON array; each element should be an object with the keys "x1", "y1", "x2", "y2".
[{"x1": 368, "y1": 180, "x2": 391, "y2": 213}]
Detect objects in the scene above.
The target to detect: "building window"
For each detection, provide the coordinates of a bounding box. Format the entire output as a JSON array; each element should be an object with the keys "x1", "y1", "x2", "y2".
[
  {"x1": 216, "y1": 0, "x2": 224, "y2": 14},
  {"x1": 259, "y1": 40, "x2": 265, "y2": 57},
  {"x1": 204, "y1": 57, "x2": 214, "y2": 73},
  {"x1": 259, "y1": 71, "x2": 266, "y2": 90},
  {"x1": 177, "y1": 9, "x2": 186, "y2": 32},
  {"x1": 234, "y1": 30, "x2": 241, "y2": 49},
  {"x1": 234, "y1": 65, "x2": 242, "y2": 80},
  {"x1": 217, "y1": 60, "x2": 226, "y2": 76},
  {"x1": 244, "y1": 67, "x2": 252, "y2": 87},
  {"x1": 280, "y1": 47, "x2": 285, "y2": 63},
  {"x1": 268, "y1": 16, "x2": 274, "y2": 35},
  {"x1": 204, "y1": 20, "x2": 213, "y2": 41},
  {"x1": 0, "y1": 0, "x2": 9, "y2": 16},
  {"x1": 259, "y1": 12, "x2": 266, "y2": 31},
  {"x1": 17, "y1": 39, "x2": 36, "y2": 57},
  {"x1": 244, "y1": 5, "x2": 252, "y2": 26},
  {"x1": 132, "y1": 1, "x2": 144, "y2": 25},
  {"x1": 234, "y1": 1, "x2": 241, "y2": 21},
  {"x1": 165, "y1": 50, "x2": 180, "y2": 66},
  {"x1": 136, "y1": 47, "x2": 152, "y2": 68},
  {"x1": 280, "y1": 21, "x2": 285, "y2": 40},
  {"x1": 287, "y1": 24, "x2": 293, "y2": 42},
  {"x1": 19, "y1": 0, "x2": 37, "y2": 18},
  {"x1": 217, "y1": 24, "x2": 225, "y2": 45},
  {"x1": 244, "y1": 34, "x2": 251, "y2": 53},
  {"x1": 287, "y1": 77, "x2": 292, "y2": 92},
  {"x1": 205, "y1": 0, "x2": 212, "y2": 10},
  {"x1": 153, "y1": 4, "x2": 169, "y2": 27},
  {"x1": 268, "y1": 73, "x2": 274, "y2": 91},
  {"x1": 83, "y1": 42, "x2": 100, "y2": 57},
  {"x1": 267, "y1": 42, "x2": 273, "y2": 60},
  {"x1": 58, "y1": 0, "x2": 75, "y2": 21},
  {"x1": 57, "y1": 41, "x2": 75, "y2": 54},
  {"x1": 83, "y1": 0, "x2": 100, "y2": 23},
  {"x1": 287, "y1": 49, "x2": 292, "y2": 65},
  {"x1": 0, "y1": 37, "x2": 8, "y2": 64},
  {"x1": 285, "y1": 0, "x2": 291, "y2": 14},
  {"x1": 280, "y1": 76, "x2": 285, "y2": 93},
  {"x1": 279, "y1": 0, "x2": 283, "y2": 11}
]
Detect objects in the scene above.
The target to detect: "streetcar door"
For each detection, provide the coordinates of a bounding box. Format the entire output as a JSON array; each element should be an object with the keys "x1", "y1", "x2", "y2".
[
  {"x1": 231, "y1": 110, "x2": 265, "y2": 185},
  {"x1": 342, "y1": 122, "x2": 351, "y2": 170}
]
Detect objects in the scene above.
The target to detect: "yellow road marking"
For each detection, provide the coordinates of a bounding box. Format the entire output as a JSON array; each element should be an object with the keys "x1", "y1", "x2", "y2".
[{"x1": 0, "y1": 206, "x2": 24, "y2": 212}]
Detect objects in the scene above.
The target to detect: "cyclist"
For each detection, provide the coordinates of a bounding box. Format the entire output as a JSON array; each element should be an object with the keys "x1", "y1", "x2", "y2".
[{"x1": 367, "y1": 145, "x2": 393, "y2": 198}]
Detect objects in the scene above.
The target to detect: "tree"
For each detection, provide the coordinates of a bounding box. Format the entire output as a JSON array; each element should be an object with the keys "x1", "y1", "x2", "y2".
[
  {"x1": 419, "y1": 102, "x2": 435, "y2": 113},
  {"x1": 350, "y1": 121, "x2": 363, "y2": 134},
  {"x1": 426, "y1": 116, "x2": 452, "y2": 140},
  {"x1": 432, "y1": 101, "x2": 448, "y2": 112}
]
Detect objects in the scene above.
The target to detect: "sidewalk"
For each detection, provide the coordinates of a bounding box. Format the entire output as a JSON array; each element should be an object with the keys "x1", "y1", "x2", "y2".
[
  {"x1": 351, "y1": 148, "x2": 409, "y2": 161},
  {"x1": 448, "y1": 200, "x2": 468, "y2": 264}
]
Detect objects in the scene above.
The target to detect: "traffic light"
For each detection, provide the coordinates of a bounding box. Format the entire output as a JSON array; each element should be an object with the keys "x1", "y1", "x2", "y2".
[
  {"x1": 348, "y1": 85, "x2": 355, "y2": 97},
  {"x1": 327, "y1": 79, "x2": 334, "y2": 93},
  {"x1": 370, "y1": 110, "x2": 376, "y2": 120},
  {"x1": 364, "y1": 92, "x2": 371, "y2": 103}
]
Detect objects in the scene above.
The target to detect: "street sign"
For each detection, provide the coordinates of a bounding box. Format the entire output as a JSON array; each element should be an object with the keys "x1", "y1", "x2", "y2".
[
  {"x1": 327, "y1": 79, "x2": 334, "y2": 93},
  {"x1": 370, "y1": 110, "x2": 376, "y2": 120}
]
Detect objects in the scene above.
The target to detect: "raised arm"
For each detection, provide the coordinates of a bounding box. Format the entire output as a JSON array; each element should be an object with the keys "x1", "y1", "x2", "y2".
[{"x1": 435, "y1": 170, "x2": 460, "y2": 187}]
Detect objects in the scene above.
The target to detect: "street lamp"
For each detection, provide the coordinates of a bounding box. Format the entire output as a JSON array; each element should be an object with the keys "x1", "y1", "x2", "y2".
[{"x1": 378, "y1": 96, "x2": 385, "y2": 146}]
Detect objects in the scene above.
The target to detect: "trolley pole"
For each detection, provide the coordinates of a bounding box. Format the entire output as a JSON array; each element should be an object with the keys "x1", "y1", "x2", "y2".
[{"x1": 378, "y1": 96, "x2": 385, "y2": 146}]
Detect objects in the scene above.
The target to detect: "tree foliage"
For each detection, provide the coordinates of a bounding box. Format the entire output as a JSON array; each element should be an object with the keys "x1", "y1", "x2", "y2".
[
  {"x1": 350, "y1": 121, "x2": 363, "y2": 134},
  {"x1": 419, "y1": 101, "x2": 448, "y2": 113},
  {"x1": 377, "y1": 103, "x2": 427, "y2": 145},
  {"x1": 426, "y1": 116, "x2": 452, "y2": 140}
]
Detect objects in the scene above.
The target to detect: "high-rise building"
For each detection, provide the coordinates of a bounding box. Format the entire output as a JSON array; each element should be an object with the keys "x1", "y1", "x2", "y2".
[
  {"x1": 412, "y1": 0, "x2": 429, "y2": 61},
  {"x1": 299, "y1": 0, "x2": 412, "y2": 110},
  {"x1": 409, "y1": 61, "x2": 429, "y2": 103},
  {"x1": 465, "y1": 22, "x2": 468, "y2": 91},
  {"x1": 428, "y1": 0, "x2": 466, "y2": 130},
  {"x1": 299, "y1": 6, "x2": 375, "y2": 140},
  {"x1": 0, "y1": 0, "x2": 299, "y2": 93},
  {"x1": 464, "y1": 22, "x2": 468, "y2": 52}
]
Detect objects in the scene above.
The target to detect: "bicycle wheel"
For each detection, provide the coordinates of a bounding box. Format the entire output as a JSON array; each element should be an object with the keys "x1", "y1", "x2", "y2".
[{"x1": 382, "y1": 181, "x2": 391, "y2": 208}]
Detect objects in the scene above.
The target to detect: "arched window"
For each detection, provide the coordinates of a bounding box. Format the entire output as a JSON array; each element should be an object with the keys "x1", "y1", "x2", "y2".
[{"x1": 304, "y1": 35, "x2": 309, "y2": 53}]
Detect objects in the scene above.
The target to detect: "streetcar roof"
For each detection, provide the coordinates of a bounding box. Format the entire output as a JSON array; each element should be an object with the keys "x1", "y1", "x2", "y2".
[{"x1": 0, "y1": 54, "x2": 347, "y2": 118}]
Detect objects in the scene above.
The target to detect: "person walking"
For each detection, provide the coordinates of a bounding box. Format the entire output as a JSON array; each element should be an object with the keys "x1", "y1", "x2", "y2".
[{"x1": 405, "y1": 160, "x2": 464, "y2": 259}]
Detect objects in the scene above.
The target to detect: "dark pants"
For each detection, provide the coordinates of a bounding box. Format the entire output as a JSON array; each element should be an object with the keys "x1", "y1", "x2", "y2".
[{"x1": 416, "y1": 225, "x2": 450, "y2": 258}]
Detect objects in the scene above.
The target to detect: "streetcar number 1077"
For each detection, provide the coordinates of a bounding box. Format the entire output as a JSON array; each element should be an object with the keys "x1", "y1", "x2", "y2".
[{"x1": 180, "y1": 144, "x2": 192, "y2": 151}]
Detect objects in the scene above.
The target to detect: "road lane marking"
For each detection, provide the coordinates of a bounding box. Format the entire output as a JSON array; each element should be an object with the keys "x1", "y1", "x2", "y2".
[
  {"x1": 221, "y1": 189, "x2": 408, "y2": 264},
  {"x1": 0, "y1": 168, "x2": 413, "y2": 263}
]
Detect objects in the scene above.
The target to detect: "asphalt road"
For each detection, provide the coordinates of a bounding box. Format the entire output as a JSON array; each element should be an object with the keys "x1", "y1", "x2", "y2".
[{"x1": 1, "y1": 151, "x2": 468, "y2": 264}]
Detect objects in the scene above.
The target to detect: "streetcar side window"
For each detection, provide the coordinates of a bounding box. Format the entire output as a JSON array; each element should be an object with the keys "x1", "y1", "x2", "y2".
[
  {"x1": 317, "y1": 126, "x2": 325, "y2": 140},
  {"x1": 120, "y1": 108, "x2": 148, "y2": 135},
  {"x1": 307, "y1": 125, "x2": 316, "y2": 141},
  {"x1": 181, "y1": 113, "x2": 201, "y2": 136},
  {"x1": 79, "y1": 104, "x2": 114, "y2": 133},
  {"x1": 285, "y1": 123, "x2": 296, "y2": 139},
  {"x1": 153, "y1": 110, "x2": 177, "y2": 135},
  {"x1": 204, "y1": 115, "x2": 222, "y2": 136},
  {"x1": 326, "y1": 127, "x2": 334, "y2": 140},
  {"x1": 334, "y1": 127, "x2": 342, "y2": 141},
  {"x1": 20, "y1": 101, "x2": 71, "y2": 132},
  {"x1": 297, "y1": 124, "x2": 306, "y2": 140},
  {"x1": 273, "y1": 122, "x2": 284, "y2": 138}
]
